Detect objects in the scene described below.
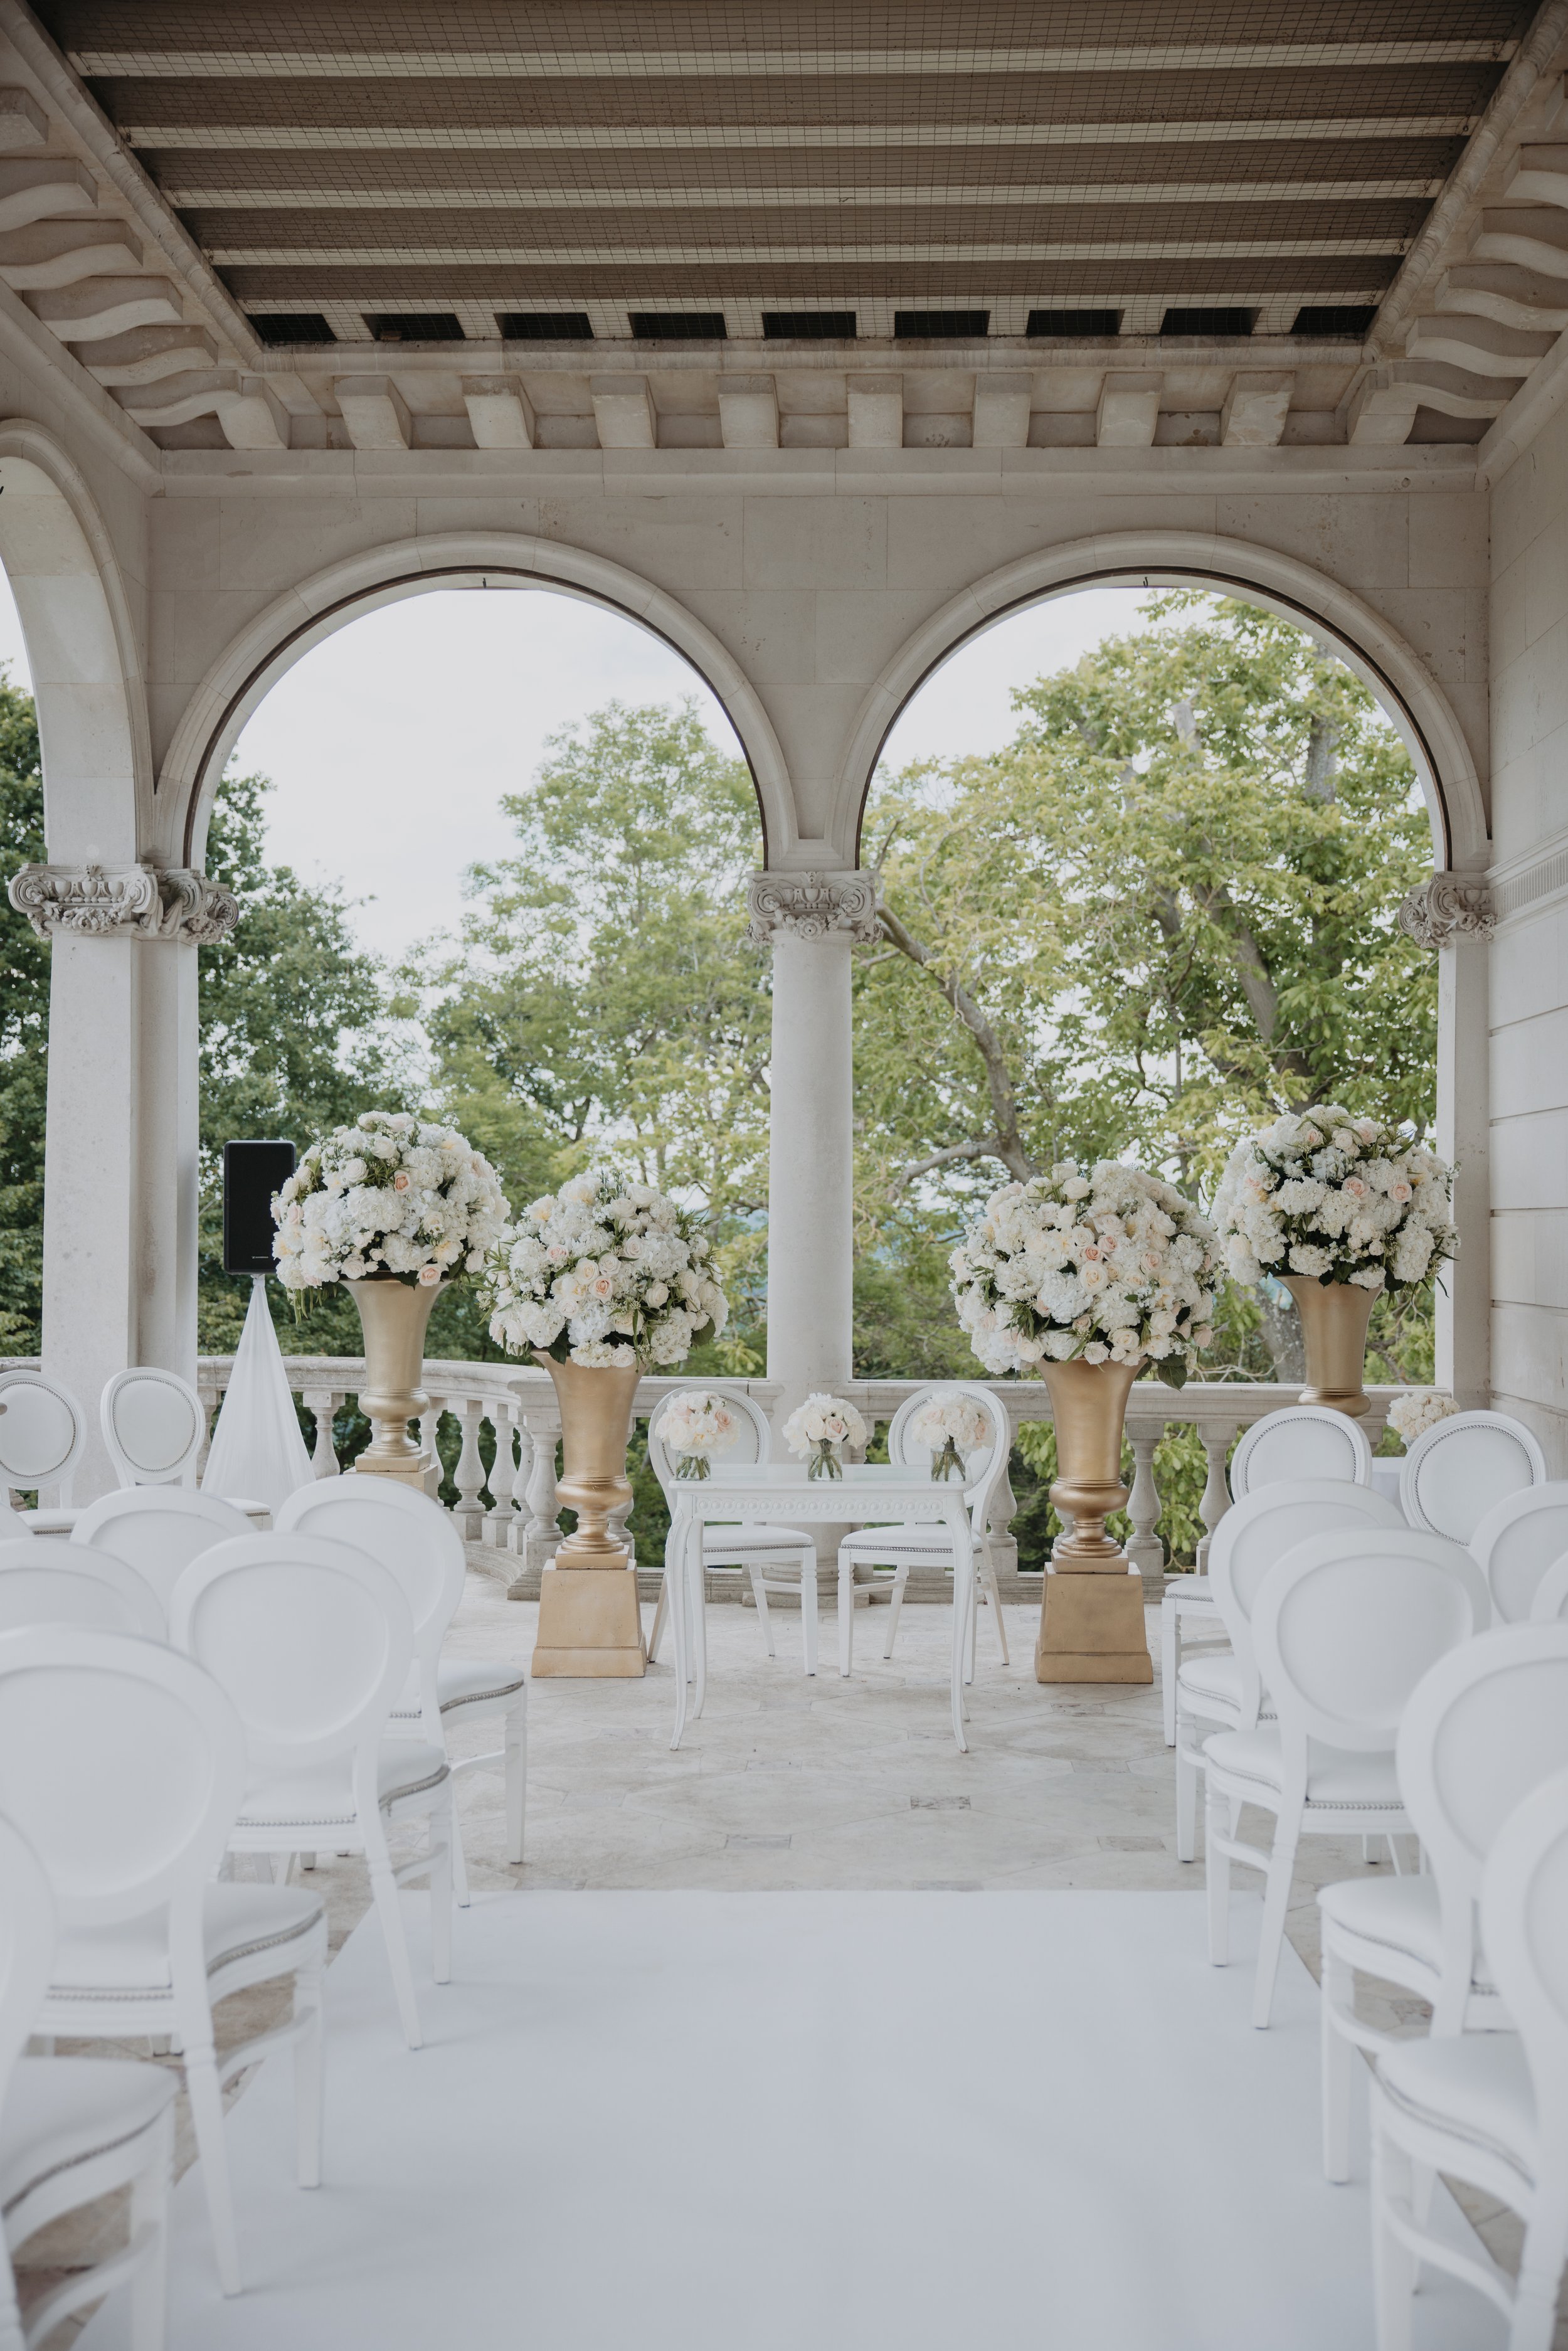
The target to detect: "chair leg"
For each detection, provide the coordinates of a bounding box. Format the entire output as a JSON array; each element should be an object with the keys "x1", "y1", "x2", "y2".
[
  {"x1": 963, "y1": 1568, "x2": 978, "y2": 1686},
  {"x1": 800, "y1": 1559, "x2": 818, "y2": 1677},
  {"x1": 1321, "y1": 1941, "x2": 1357, "y2": 2182},
  {"x1": 883, "y1": 1564, "x2": 910, "y2": 1660},
  {"x1": 1205, "y1": 1780, "x2": 1232, "y2": 1964},
  {"x1": 127, "y1": 2104, "x2": 173, "y2": 2351},
  {"x1": 647, "y1": 1576, "x2": 668, "y2": 1664},
  {"x1": 984, "y1": 1564, "x2": 1010, "y2": 1664},
  {"x1": 184, "y1": 2043, "x2": 242, "y2": 2295},
  {"x1": 1252, "y1": 1816, "x2": 1301, "y2": 2030},
  {"x1": 1370, "y1": 2120, "x2": 1416, "y2": 2351},
  {"x1": 368, "y1": 1850, "x2": 423, "y2": 2049},
  {"x1": 504, "y1": 1693, "x2": 527, "y2": 1865},
  {"x1": 1175, "y1": 1724, "x2": 1199, "y2": 1864},
  {"x1": 750, "y1": 1568, "x2": 775, "y2": 1657},
  {"x1": 294, "y1": 1960, "x2": 324, "y2": 2189},
  {"x1": 430, "y1": 1793, "x2": 453, "y2": 1986},
  {"x1": 839, "y1": 1547, "x2": 855, "y2": 1677},
  {"x1": 1161, "y1": 1597, "x2": 1178, "y2": 1747},
  {"x1": 0, "y1": 2256, "x2": 22, "y2": 2351},
  {"x1": 1511, "y1": 2216, "x2": 1568, "y2": 2351},
  {"x1": 450, "y1": 1802, "x2": 472, "y2": 1909}
]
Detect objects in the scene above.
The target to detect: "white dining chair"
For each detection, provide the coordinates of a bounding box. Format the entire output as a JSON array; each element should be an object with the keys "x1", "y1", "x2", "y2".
[
  {"x1": 170, "y1": 1532, "x2": 453, "y2": 2053},
  {"x1": 0, "y1": 1535, "x2": 162, "y2": 1638},
  {"x1": 837, "y1": 1382, "x2": 1012, "y2": 1672},
  {"x1": 0, "y1": 1624, "x2": 325, "y2": 2300},
  {"x1": 1371, "y1": 1762, "x2": 1568, "y2": 2351},
  {"x1": 1162, "y1": 1403, "x2": 1375, "y2": 1747},
  {"x1": 275, "y1": 1475, "x2": 525, "y2": 1894},
  {"x1": 645, "y1": 1388, "x2": 820, "y2": 1673},
  {"x1": 1399, "y1": 1408, "x2": 1547, "y2": 1546},
  {"x1": 1470, "y1": 1483, "x2": 1568, "y2": 1623},
  {"x1": 0, "y1": 1372, "x2": 86, "y2": 1534},
  {"x1": 1175, "y1": 1478, "x2": 1402, "y2": 1861},
  {"x1": 100, "y1": 1368, "x2": 267, "y2": 1519},
  {"x1": 73, "y1": 1487, "x2": 252, "y2": 1628},
  {"x1": 1318, "y1": 1623, "x2": 1568, "y2": 2185},
  {"x1": 0, "y1": 1812, "x2": 176, "y2": 2351},
  {"x1": 1205, "y1": 1527, "x2": 1490, "y2": 2029},
  {"x1": 1530, "y1": 1556, "x2": 1568, "y2": 1622}
]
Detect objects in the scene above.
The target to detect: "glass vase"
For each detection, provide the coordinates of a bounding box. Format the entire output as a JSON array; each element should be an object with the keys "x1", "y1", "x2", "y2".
[
  {"x1": 930, "y1": 1436, "x2": 965, "y2": 1482},
  {"x1": 674, "y1": 1453, "x2": 711, "y2": 1481},
  {"x1": 807, "y1": 1437, "x2": 843, "y2": 1481}
]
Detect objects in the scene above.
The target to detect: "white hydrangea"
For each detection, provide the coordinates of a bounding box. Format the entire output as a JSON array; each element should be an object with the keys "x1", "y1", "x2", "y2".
[
  {"x1": 949, "y1": 1159, "x2": 1217, "y2": 1386},
  {"x1": 480, "y1": 1167, "x2": 728, "y2": 1371},
  {"x1": 1386, "y1": 1388, "x2": 1459, "y2": 1446},
  {"x1": 272, "y1": 1111, "x2": 509, "y2": 1295},
  {"x1": 1212, "y1": 1106, "x2": 1455, "y2": 1299}
]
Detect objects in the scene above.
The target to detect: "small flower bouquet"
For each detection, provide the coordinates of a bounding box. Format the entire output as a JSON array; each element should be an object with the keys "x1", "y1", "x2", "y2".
[
  {"x1": 480, "y1": 1167, "x2": 729, "y2": 1370},
  {"x1": 782, "y1": 1393, "x2": 867, "y2": 1481},
  {"x1": 1386, "y1": 1389, "x2": 1459, "y2": 1449},
  {"x1": 272, "y1": 1111, "x2": 509, "y2": 1297},
  {"x1": 1213, "y1": 1108, "x2": 1456, "y2": 1296},
  {"x1": 949, "y1": 1159, "x2": 1217, "y2": 1388},
  {"x1": 656, "y1": 1391, "x2": 743, "y2": 1481},
  {"x1": 907, "y1": 1392, "x2": 991, "y2": 1482}
]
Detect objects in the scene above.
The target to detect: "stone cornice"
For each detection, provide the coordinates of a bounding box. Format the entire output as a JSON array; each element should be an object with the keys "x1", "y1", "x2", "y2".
[
  {"x1": 746, "y1": 869, "x2": 881, "y2": 944},
  {"x1": 1397, "y1": 872, "x2": 1496, "y2": 949},
  {"x1": 8, "y1": 861, "x2": 239, "y2": 941}
]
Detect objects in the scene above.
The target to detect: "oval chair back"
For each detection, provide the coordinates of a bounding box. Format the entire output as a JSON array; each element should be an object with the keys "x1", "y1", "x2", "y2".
[
  {"x1": 1531, "y1": 1556, "x2": 1568, "y2": 1623},
  {"x1": 73, "y1": 1487, "x2": 252, "y2": 1623},
  {"x1": 886, "y1": 1382, "x2": 1009, "y2": 1540},
  {"x1": 0, "y1": 1537, "x2": 161, "y2": 1638},
  {"x1": 273, "y1": 1478, "x2": 465, "y2": 1733},
  {"x1": 1229, "y1": 1404, "x2": 1372, "y2": 1499},
  {"x1": 0, "y1": 1813, "x2": 53, "y2": 2098},
  {"x1": 1468, "y1": 1483, "x2": 1568, "y2": 1624},
  {"x1": 0, "y1": 1371, "x2": 85, "y2": 1514},
  {"x1": 1207, "y1": 1478, "x2": 1404, "y2": 1722},
  {"x1": 100, "y1": 1366, "x2": 208, "y2": 1490},
  {"x1": 1400, "y1": 1409, "x2": 1547, "y2": 1546},
  {"x1": 646, "y1": 1387, "x2": 771, "y2": 1506},
  {"x1": 1480, "y1": 1765, "x2": 1568, "y2": 2158}
]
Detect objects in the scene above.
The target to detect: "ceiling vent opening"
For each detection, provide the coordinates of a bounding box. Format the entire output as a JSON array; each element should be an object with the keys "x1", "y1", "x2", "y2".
[
  {"x1": 629, "y1": 312, "x2": 728, "y2": 341},
  {"x1": 1027, "y1": 309, "x2": 1122, "y2": 337},
  {"x1": 763, "y1": 312, "x2": 856, "y2": 339},
  {"x1": 363, "y1": 313, "x2": 465, "y2": 343},
  {"x1": 1290, "y1": 304, "x2": 1378, "y2": 339},
  {"x1": 496, "y1": 312, "x2": 593, "y2": 341},
  {"x1": 894, "y1": 310, "x2": 990, "y2": 339},
  {"x1": 1159, "y1": 307, "x2": 1256, "y2": 337},
  {"x1": 250, "y1": 312, "x2": 336, "y2": 347}
]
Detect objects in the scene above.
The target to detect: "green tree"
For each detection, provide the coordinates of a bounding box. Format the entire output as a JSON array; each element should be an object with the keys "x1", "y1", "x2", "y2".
[{"x1": 0, "y1": 675, "x2": 47, "y2": 1351}]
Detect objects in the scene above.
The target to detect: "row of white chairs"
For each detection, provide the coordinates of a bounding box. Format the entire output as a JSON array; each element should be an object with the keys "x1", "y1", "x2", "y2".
[{"x1": 0, "y1": 1362, "x2": 252, "y2": 1527}]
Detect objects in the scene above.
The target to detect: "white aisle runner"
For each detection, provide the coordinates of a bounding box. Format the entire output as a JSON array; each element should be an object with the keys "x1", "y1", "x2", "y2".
[{"x1": 81, "y1": 1891, "x2": 1492, "y2": 2351}]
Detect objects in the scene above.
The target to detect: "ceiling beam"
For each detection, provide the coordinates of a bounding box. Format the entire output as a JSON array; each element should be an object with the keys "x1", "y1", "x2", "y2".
[
  {"x1": 206, "y1": 235, "x2": 1413, "y2": 267},
  {"x1": 163, "y1": 177, "x2": 1449, "y2": 210}
]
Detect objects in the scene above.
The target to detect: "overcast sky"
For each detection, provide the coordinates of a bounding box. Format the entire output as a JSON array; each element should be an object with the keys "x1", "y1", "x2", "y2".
[{"x1": 0, "y1": 571, "x2": 1152, "y2": 965}]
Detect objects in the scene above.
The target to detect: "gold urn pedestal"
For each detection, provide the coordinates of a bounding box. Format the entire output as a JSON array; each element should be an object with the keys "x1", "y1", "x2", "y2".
[
  {"x1": 344, "y1": 1275, "x2": 442, "y2": 1490},
  {"x1": 1035, "y1": 1356, "x2": 1153, "y2": 1686},
  {"x1": 530, "y1": 1353, "x2": 647, "y2": 1680}
]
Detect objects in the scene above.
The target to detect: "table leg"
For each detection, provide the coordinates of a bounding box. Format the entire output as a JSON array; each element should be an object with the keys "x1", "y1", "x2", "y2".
[
  {"x1": 1161, "y1": 1590, "x2": 1179, "y2": 1746},
  {"x1": 689, "y1": 1515, "x2": 708, "y2": 1718},
  {"x1": 838, "y1": 1542, "x2": 854, "y2": 1677},
  {"x1": 800, "y1": 1556, "x2": 818, "y2": 1676},
  {"x1": 667, "y1": 1508, "x2": 689, "y2": 1751},
  {"x1": 945, "y1": 1500, "x2": 971, "y2": 1753}
]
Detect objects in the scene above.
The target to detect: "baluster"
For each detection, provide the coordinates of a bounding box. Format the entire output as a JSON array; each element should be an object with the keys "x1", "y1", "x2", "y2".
[
  {"x1": 1195, "y1": 1421, "x2": 1239, "y2": 1572},
  {"x1": 301, "y1": 1389, "x2": 341, "y2": 1478},
  {"x1": 987, "y1": 1393, "x2": 1020, "y2": 1579},
  {"x1": 522, "y1": 1408, "x2": 562, "y2": 1573},
  {"x1": 196, "y1": 1381, "x2": 220, "y2": 1482},
  {"x1": 452, "y1": 1397, "x2": 486, "y2": 1540},
  {"x1": 1125, "y1": 1432, "x2": 1167, "y2": 1595},
  {"x1": 484, "y1": 1403, "x2": 520, "y2": 1548}
]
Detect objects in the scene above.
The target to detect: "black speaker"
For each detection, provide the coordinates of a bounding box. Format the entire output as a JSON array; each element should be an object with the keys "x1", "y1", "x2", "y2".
[{"x1": 222, "y1": 1139, "x2": 297, "y2": 1277}]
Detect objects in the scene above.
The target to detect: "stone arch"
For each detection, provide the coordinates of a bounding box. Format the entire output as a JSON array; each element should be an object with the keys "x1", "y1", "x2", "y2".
[
  {"x1": 157, "y1": 531, "x2": 792, "y2": 869},
  {"x1": 0, "y1": 419, "x2": 149, "y2": 861},
  {"x1": 836, "y1": 530, "x2": 1488, "y2": 875}
]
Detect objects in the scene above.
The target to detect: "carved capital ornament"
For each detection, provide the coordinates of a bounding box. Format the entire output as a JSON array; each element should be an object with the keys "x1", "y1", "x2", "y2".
[
  {"x1": 745, "y1": 869, "x2": 881, "y2": 945},
  {"x1": 1396, "y1": 873, "x2": 1495, "y2": 950},
  {"x1": 8, "y1": 861, "x2": 240, "y2": 942}
]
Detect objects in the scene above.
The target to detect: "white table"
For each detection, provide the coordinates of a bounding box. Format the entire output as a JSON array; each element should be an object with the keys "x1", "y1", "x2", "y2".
[{"x1": 664, "y1": 1462, "x2": 975, "y2": 1752}]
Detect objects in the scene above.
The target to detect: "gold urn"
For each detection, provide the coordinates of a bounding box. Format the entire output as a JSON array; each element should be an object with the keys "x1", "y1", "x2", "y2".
[
  {"x1": 530, "y1": 1351, "x2": 647, "y2": 1679},
  {"x1": 1036, "y1": 1355, "x2": 1152, "y2": 1687},
  {"x1": 1282, "y1": 1274, "x2": 1377, "y2": 1417},
  {"x1": 344, "y1": 1275, "x2": 443, "y2": 1486}
]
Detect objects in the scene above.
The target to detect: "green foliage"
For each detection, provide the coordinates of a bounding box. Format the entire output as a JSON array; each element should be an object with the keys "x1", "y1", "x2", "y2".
[{"x1": 0, "y1": 677, "x2": 46, "y2": 1349}]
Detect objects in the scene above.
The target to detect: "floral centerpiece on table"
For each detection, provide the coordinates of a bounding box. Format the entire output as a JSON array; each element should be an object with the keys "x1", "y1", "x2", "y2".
[
  {"x1": 656, "y1": 1391, "x2": 743, "y2": 1482},
  {"x1": 782, "y1": 1393, "x2": 867, "y2": 1481},
  {"x1": 948, "y1": 1160, "x2": 1217, "y2": 1388},
  {"x1": 1386, "y1": 1389, "x2": 1459, "y2": 1448},
  {"x1": 272, "y1": 1111, "x2": 509, "y2": 1297},
  {"x1": 1212, "y1": 1108, "x2": 1456, "y2": 1296},
  {"x1": 481, "y1": 1167, "x2": 728, "y2": 1370},
  {"x1": 907, "y1": 1392, "x2": 992, "y2": 1482}
]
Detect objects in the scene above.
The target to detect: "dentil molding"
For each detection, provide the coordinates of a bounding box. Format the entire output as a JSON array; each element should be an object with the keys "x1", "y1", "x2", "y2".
[
  {"x1": 745, "y1": 870, "x2": 881, "y2": 945},
  {"x1": 1396, "y1": 873, "x2": 1495, "y2": 950},
  {"x1": 8, "y1": 861, "x2": 240, "y2": 942}
]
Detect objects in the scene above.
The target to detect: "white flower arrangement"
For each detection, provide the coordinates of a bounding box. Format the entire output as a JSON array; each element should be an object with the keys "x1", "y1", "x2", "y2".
[
  {"x1": 1386, "y1": 1388, "x2": 1459, "y2": 1448},
  {"x1": 906, "y1": 1391, "x2": 992, "y2": 1482},
  {"x1": 656, "y1": 1391, "x2": 742, "y2": 1482},
  {"x1": 1212, "y1": 1107, "x2": 1456, "y2": 1297},
  {"x1": 272, "y1": 1111, "x2": 509, "y2": 1296},
  {"x1": 480, "y1": 1167, "x2": 728, "y2": 1371},
  {"x1": 781, "y1": 1393, "x2": 867, "y2": 1480},
  {"x1": 949, "y1": 1160, "x2": 1218, "y2": 1388}
]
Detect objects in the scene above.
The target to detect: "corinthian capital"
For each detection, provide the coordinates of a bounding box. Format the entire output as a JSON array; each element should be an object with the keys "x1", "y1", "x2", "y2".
[
  {"x1": 745, "y1": 869, "x2": 881, "y2": 945},
  {"x1": 1397, "y1": 873, "x2": 1495, "y2": 950},
  {"x1": 8, "y1": 861, "x2": 240, "y2": 942}
]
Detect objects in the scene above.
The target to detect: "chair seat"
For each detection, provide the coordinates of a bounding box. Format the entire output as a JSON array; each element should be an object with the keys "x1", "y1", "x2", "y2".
[
  {"x1": 0, "y1": 2057, "x2": 175, "y2": 2222},
  {"x1": 702, "y1": 1522, "x2": 813, "y2": 1559},
  {"x1": 1377, "y1": 2031, "x2": 1535, "y2": 2184},
  {"x1": 1165, "y1": 1576, "x2": 1214, "y2": 1614},
  {"x1": 8, "y1": 1507, "x2": 77, "y2": 1534},
  {"x1": 236, "y1": 1740, "x2": 448, "y2": 1830},
  {"x1": 1319, "y1": 1873, "x2": 1495, "y2": 1994},
  {"x1": 1177, "y1": 1652, "x2": 1277, "y2": 1721},
  {"x1": 389, "y1": 1657, "x2": 528, "y2": 1722},
  {"x1": 1204, "y1": 1726, "x2": 1402, "y2": 1808},
  {"x1": 839, "y1": 1522, "x2": 977, "y2": 1563},
  {"x1": 48, "y1": 1881, "x2": 324, "y2": 1997}
]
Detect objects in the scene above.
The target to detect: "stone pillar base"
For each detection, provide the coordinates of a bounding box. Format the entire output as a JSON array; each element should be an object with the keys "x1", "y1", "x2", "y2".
[
  {"x1": 531, "y1": 1565, "x2": 647, "y2": 1679},
  {"x1": 352, "y1": 1453, "x2": 435, "y2": 1492},
  {"x1": 1036, "y1": 1565, "x2": 1152, "y2": 1684}
]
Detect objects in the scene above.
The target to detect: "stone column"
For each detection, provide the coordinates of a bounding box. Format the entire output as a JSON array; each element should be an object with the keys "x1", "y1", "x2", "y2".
[
  {"x1": 9, "y1": 861, "x2": 238, "y2": 1492},
  {"x1": 746, "y1": 872, "x2": 879, "y2": 1418},
  {"x1": 1399, "y1": 876, "x2": 1493, "y2": 1406}
]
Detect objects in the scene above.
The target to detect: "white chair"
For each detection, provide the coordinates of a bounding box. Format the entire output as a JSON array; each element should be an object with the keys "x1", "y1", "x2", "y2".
[
  {"x1": 1162, "y1": 1404, "x2": 1374, "y2": 1746},
  {"x1": 1175, "y1": 1479, "x2": 1403, "y2": 1861},
  {"x1": 1470, "y1": 1483, "x2": 1568, "y2": 1623},
  {"x1": 171, "y1": 1533, "x2": 453, "y2": 2053},
  {"x1": 0, "y1": 1812, "x2": 175, "y2": 2351},
  {"x1": 100, "y1": 1368, "x2": 267, "y2": 1520},
  {"x1": 1319, "y1": 1623, "x2": 1568, "y2": 2184},
  {"x1": 1530, "y1": 1556, "x2": 1568, "y2": 1622},
  {"x1": 645, "y1": 1388, "x2": 820, "y2": 1674},
  {"x1": 1205, "y1": 1527, "x2": 1489, "y2": 2029},
  {"x1": 837, "y1": 1383, "x2": 1012, "y2": 1673},
  {"x1": 0, "y1": 1625, "x2": 325, "y2": 2300},
  {"x1": 0, "y1": 1372, "x2": 85, "y2": 1534},
  {"x1": 1400, "y1": 1408, "x2": 1547, "y2": 1546},
  {"x1": 73, "y1": 1487, "x2": 252, "y2": 1628},
  {"x1": 0, "y1": 1534, "x2": 161, "y2": 1638},
  {"x1": 275, "y1": 1475, "x2": 526, "y2": 1896},
  {"x1": 1371, "y1": 1762, "x2": 1568, "y2": 2351}
]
